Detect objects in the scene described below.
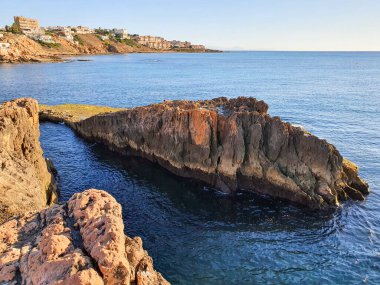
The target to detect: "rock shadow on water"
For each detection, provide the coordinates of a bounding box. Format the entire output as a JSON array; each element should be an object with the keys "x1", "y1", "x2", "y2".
[{"x1": 87, "y1": 138, "x2": 341, "y2": 234}]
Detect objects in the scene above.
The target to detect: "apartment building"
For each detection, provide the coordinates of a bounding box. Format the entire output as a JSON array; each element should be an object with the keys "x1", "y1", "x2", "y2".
[
  {"x1": 191, "y1": 45, "x2": 205, "y2": 50},
  {"x1": 14, "y1": 16, "x2": 40, "y2": 33},
  {"x1": 46, "y1": 26, "x2": 74, "y2": 42},
  {"x1": 113, "y1": 29, "x2": 129, "y2": 39},
  {"x1": 136, "y1": 35, "x2": 171, "y2": 50},
  {"x1": 74, "y1": 26, "x2": 94, "y2": 34}
]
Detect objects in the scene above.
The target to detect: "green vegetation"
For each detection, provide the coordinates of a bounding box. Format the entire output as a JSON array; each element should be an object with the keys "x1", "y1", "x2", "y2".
[
  {"x1": 115, "y1": 37, "x2": 139, "y2": 47},
  {"x1": 94, "y1": 28, "x2": 111, "y2": 35},
  {"x1": 7, "y1": 23, "x2": 21, "y2": 34},
  {"x1": 37, "y1": 40, "x2": 61, "y2": 49},
  {"x1": 73, "y1": 34, "x2": 84, "y2": 45}
]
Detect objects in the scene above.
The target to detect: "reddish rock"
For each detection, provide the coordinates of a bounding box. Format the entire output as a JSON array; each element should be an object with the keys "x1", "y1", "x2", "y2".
[
  {"x1": 0, "y1": 98, "x2": 57, "y2": 223},
  {"x1": 65, "y1": 97, "x2": 369, "y2": 209},
  {"x1": 0, "y1": 189, "x2": 169, "y2": 285}
]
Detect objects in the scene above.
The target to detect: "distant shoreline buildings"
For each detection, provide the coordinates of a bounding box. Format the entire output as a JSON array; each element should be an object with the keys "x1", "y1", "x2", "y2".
[{"x1": 1, "y1": 15, "x2": 207, "y2": 51}]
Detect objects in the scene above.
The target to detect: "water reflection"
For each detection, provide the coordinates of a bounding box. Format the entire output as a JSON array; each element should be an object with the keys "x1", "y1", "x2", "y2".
[{"x1": 40, "y1": 122, "x2": 366, "y2": 284}]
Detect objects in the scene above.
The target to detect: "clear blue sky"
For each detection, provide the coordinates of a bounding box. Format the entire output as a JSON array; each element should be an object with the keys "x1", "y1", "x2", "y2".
[{"x1": 1, "y1": 0, "x2": 379, "y2": 51}]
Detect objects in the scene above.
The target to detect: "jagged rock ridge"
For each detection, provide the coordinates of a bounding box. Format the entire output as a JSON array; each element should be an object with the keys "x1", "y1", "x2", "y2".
[
  {"x1": 0, "y1": 98, "x2": 57, "y2": 223},
  {"x1": 65, "y1": 97, "x2": 368, "y2": 209},
  {"x1": 0, "y1": 189, "x2": 169, "y2": 285}
]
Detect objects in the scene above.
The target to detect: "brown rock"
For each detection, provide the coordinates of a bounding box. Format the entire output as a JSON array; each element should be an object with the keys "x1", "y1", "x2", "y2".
[
  {"x1": 0, "y1": 98, "x2": 57, "y2": 224},
  {"x1": 42, "y1": 96, "x2": 368, "y2": 209},
  {"x1": 0, "y1": 189, "x2": 169, "y2": 285}
]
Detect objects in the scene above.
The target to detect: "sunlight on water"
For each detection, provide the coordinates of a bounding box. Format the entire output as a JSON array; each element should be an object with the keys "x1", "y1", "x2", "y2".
[{"x1": 1, "y1": 52, "x2": 380, "y2": 284}]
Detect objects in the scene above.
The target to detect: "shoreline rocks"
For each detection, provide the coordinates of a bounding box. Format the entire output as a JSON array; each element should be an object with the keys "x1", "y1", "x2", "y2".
[
  {"x1": 40, "y1": 97, "x2": 369, "y2": 209},
  {"x1": 0, "y1": 98, "x2": 57, "y2": 224},
  {"x1": 0, "y1": 33, "x2": 220, "y2": 64},
  {"x1": 0, "y1": 189, "x2": 169, "y2": 284}
]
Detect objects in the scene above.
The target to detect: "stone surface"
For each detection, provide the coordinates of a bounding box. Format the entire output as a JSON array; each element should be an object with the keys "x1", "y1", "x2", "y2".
[
  {"x1": 40, "y1": 97, "x2": 369, "y2": 209},
  {"x1": 0, "y1": 189, "x2": 169, "y2": 285},
  {"x1": 0, "y1": 98, "x2": 57, "y2": 224}
]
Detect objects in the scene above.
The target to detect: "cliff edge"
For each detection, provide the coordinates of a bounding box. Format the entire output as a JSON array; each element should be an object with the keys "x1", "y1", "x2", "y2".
[
  {"x1": 41, "y1": 97, "x2": 369, "y2": 209},
  {"x1": 0, "y1": 98, "x2": 57, "y2": 223},
  {"x1": 0, "y1": 189, "x2": 169, "y2": 285}
]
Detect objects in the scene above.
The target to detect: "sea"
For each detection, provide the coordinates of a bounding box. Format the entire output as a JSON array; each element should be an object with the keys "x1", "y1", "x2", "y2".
[{"x1": 1, "y1": 52, "x2": 379, "y2": 284}]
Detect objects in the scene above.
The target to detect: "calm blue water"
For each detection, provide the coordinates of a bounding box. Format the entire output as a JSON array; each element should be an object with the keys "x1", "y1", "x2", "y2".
[{"x1": 1, "y1": 52, "x2": 380, "y2": 284}]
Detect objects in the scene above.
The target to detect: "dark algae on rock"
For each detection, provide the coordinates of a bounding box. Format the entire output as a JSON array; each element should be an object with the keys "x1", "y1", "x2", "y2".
[{"x1": 41, "y1": 97, "x2": 369, "y2": 209}]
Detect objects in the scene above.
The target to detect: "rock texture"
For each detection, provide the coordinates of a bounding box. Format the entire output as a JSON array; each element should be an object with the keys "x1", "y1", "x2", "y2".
[
  {"x1": 43, "y1": 97, "x2": 369, "y2": 209},
  {"x1": 0, "y1": 98, "x2": 57, "y2": 224},
  {"x1": 0, "y1": 189, "x2": 169, "y2": 285}
]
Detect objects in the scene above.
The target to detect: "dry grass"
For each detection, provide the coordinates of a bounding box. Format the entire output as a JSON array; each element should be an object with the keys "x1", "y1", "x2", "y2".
[{"x1": 40, "y1": 104, "x2": 125, "y2": 123}]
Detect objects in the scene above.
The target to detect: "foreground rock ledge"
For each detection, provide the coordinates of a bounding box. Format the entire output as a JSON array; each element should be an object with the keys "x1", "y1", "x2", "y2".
[
  {"x1": 40, "y1": 97, "x2": 369, "y2": 209},
  {"x1": 0, "y1": 98, "x2": 57, "y2": 224},
  {"x1": 0, "y1": 189, "x2": 169, "y2": 285}
]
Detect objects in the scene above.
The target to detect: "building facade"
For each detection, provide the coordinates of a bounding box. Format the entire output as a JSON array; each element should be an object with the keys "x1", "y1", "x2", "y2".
[
  {"x1": 14, "y1": 16, "x2": 40, "y2": 33},
  {"x1": 113, "y1": 29, "x2": 129, "y2": 39},
  {"x1": 74, "y1": 26, "x2": 94, "y2": 34}
]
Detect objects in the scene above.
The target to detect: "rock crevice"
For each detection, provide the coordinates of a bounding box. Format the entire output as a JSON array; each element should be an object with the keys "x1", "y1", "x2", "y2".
[
  {"x1": 0, "y1": 189, "x2": 169, "y2": 285},
  {"x1": 0, "y1": 98, "x2": 57, "y2": 224}
]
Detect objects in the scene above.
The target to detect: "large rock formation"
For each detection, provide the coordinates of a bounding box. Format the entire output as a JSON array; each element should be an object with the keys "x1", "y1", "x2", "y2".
[
  {"x1": 0, "y1": 189, "x2": 169, "y2": 285},
  {"x1": 0, "y1": 98, "x2": 57, "y2": 223},
  {"x1": 42, "y1": 97, "x2": 367, "y2": 209}
]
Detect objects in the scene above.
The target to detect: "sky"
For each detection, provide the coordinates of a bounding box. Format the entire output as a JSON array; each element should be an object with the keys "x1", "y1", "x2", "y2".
[{"x1": 1, "y1": 0, "x2": 379, "y2": 51}]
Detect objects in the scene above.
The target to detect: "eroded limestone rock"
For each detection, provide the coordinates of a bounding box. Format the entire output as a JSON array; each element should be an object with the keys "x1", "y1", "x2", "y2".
[
  {"x1": 65, "y1": 97, "x2": 368, "y2": 209},
  {"x1": 0, "y1": 98, "x2": 57, "y2": 224},
  {"x1": 0, "y1": 189, "x2": 169, "y2": 285}
]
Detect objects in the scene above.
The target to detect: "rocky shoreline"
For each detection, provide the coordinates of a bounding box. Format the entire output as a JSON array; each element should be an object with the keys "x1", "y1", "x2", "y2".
[
  {"x1": 0, "y1": 98, "x2": 168, "y2": 284},
  {"x1": 0, "y1": 33, "x2": 220, "y2": 64},
  {"x1": 0, "y1": 189, "x2": 169, "y2": 285},
  {"x1": 40, "y1": 97, "x2": 369, "y2": 209},
  {"x1": 0, "y1": 99, "x2": 57, "y2": 223}
]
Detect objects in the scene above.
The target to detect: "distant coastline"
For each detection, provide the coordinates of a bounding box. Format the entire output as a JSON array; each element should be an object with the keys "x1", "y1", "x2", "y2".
[{"x1": 0, "y1": 16, "x2": 221, "y2": 63}]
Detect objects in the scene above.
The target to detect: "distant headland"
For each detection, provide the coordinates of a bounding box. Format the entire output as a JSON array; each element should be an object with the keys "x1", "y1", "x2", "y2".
[{"x1": 0, "y1": 16, "x2": 220, "y2": 63}]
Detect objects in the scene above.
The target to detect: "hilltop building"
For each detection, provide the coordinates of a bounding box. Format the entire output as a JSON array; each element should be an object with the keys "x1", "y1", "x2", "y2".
[
  {"x1": 113, "y1": 29, "x2": 129, "y2": 39},
  {"x1": 136, "y1": 35, "x2": 171, "y2": 50},
  {"x1": 14, "y1": 16, "x2": 40, "y2": 34},
  {"x1": 46, "y1": 26, "x2": 74, "y2": 42},
  {"x1": 190, "y1": 44, "x2": 205, "y2": 50},
  {"x1": 74, "y1": 26, "x2": 94, "y2": 34}
]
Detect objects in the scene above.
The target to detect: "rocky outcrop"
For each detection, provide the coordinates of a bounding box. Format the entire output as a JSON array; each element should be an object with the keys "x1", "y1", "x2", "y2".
[
  {"x1": 0, "y1": 189, "x2": 169, "y2": 284},
  {"x1": 42, "y1": 97, "x2": 369, "y2": 209},
  {"x1": 0, "y1": 98, "x2": 57, "y2": 224}
]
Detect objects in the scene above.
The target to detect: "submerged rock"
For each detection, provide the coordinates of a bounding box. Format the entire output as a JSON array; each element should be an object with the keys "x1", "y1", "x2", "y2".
[
  {"x1": 0, "y1": 189, "x2": 169, "y2": 285},
  {"x1": 0, "y1": 98, "x2": 57, "y2": 224},
  {"x1": 40, "y1": 97, "x2": 369, "y2": 209}
]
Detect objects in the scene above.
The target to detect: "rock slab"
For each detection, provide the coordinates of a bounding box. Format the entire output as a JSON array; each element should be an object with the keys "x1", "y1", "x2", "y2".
[
  {"x1": 68, "y1": 97, "x2": 369, "y2": 209},
  {"x1": 0, "y1": 189, "x2": 169, "y2": 285},
  {"x1": 0, "y1": 98, "x2": 57, "y2": 223}
]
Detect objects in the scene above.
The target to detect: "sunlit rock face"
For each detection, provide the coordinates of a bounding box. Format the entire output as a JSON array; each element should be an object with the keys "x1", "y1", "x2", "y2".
[
  {"x1": 0, "y1": 189, "x2": 169, "y2": 285},
  {"x1": 67, "y1": 97, "x2": 368, "y2": 209},
  {"x1": 0, "y1": 98, "x2": 57, "y2": 224}
]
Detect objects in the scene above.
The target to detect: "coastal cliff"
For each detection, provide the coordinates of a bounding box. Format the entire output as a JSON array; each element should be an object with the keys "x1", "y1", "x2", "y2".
[
  {"x1": 0, "y1": 98, "x2": 57, "y2": 223},
  {"x1": 40, "y1": 97, "x2": 369, "y2": 209},
  {"x1": 0, "y1": 33, "x2": 217, "y2": 64},
  {"x1": 0, "y1": 189, "x2": 169, "y2": 285}
]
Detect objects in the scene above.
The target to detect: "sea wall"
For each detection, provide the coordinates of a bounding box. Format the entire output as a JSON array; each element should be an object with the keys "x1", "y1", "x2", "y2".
[
  {"x1": 67, "y1": 97, "x2": 369, "y2": 209},
  {"x1": 0, "y1": 98, "x2": 57, "y2": 223},
  {"x1": 0, "y1": 189, "x2": 169, "y2": 285}
]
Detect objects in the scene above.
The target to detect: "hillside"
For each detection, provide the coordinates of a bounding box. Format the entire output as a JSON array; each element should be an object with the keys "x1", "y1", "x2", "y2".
[{"x1": 0, "y1": 32, "x2": 205, "y2": 63}]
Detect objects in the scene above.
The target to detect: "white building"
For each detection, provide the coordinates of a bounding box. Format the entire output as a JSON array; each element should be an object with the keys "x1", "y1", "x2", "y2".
[
  {"x1": 32, "y1": 34, "x2": 55, "y2": 44},
  {"x1": 100, "y1": 35, "x2": 109, "y2": 41},
  {"x1": 75, "y1": 26, "x2": 94, "y2": 34},
  {"x1": 113, "y1": 29, "x2": 129, "y2": 39},
  {"x1": 0, "y1": 42, "x2": 10, "y2": 56}
]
